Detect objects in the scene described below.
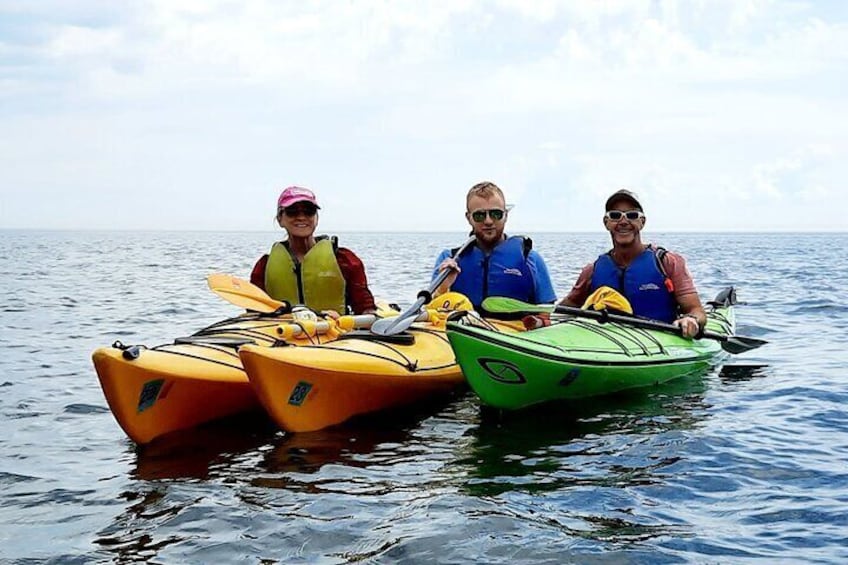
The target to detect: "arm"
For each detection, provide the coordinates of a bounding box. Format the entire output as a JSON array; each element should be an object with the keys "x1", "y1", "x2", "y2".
[
  {"x1": 526, "y1": 250, "x2": 557, "y2": 304},
  {"x1": 662, "y1": 251, "x2": 706, "y2": 337},
  {"x1": 336, "y1": 248, "x2": 377, "y2": 314},
  {"x1": 250, "y1": 255, "x2": 269, "y2": 291},
  {"x1": 559, "y1": 263, "x2": 594, "y2": 307},
  {"x1": 431, "y1": 249, "x2": 457, "y2": 297}
]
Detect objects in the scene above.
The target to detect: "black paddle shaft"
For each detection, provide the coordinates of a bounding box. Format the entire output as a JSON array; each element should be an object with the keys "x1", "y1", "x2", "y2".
[{"x1": 553, "y1": 305, "x2": 767, "y2": 354}]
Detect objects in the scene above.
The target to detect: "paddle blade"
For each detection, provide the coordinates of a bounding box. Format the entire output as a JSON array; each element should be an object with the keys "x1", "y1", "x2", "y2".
[
  {"x1": 720, "y1": 335, "x2": 768, "y2": 354},
  {"x1": 369, "y1": 305, "x2": 433, "y2": 336},
  {"x1": 370, "y1": 308, "x2": 421, "y2": 336},
  {"x1": 207, "y1": 273, "x2": 286, "y2": 313}
]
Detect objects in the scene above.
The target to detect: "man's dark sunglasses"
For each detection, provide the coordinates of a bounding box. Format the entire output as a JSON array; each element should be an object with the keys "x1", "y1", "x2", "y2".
[{"x1": 470, "y1": 208, "x2": 506, "y2": 222}]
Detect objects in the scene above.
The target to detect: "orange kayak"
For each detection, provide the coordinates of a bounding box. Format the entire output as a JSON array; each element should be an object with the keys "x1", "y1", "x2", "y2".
[{"x1": 92, "y1": 311, "x2": 382, "y2": 445}]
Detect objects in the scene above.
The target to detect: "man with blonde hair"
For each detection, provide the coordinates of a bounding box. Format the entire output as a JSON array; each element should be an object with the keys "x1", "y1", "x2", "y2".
[{"x1": 432, "y1": 181, "x2": 556, "y2": 311}]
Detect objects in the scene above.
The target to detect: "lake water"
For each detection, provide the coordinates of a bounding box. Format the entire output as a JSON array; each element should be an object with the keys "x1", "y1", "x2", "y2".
[{"x1": 1, "y1": 230, "x2": 846, "y2": 563}]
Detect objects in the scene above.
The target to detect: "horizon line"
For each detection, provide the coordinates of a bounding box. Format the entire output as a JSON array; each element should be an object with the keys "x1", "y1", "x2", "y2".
[{"x1": 1, "y1": 227, "x2": 846, "y2": 235}]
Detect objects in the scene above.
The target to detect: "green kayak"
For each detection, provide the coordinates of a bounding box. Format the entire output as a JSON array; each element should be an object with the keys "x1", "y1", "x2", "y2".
[{"x1": 446, "y1": 288, "x2": 738, "y2": 410}]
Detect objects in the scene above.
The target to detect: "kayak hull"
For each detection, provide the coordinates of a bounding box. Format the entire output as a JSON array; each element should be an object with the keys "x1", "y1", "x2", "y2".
[
  {"x1": 241, "y1": 319, "x2": 524, "y2": 432},
  {"x1": 92, "y1": 313, "x2": 341, "y2": 444},
  {"x1": 447, "y1": 301, "x2": 735, "y2": 411},
  {"x1": 92, "y1": 346, "x2": 257, "y2": 445}
]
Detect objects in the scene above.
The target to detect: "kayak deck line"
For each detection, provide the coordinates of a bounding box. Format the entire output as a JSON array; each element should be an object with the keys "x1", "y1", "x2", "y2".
[
  {"x1": 272, "y1": 325, "x2": 455, "y2": 374},
  {"x1": 447, "y1": 322, "x2": 718, "y2": 368},
  {"x1": 446, "y1": 292, "x2": 738, "y2": 410},
  {"x1": 239, "y1": 315, "x2": 526, "y2": 433}
]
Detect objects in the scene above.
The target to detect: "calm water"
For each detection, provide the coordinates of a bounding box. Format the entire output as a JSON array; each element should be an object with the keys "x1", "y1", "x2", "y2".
[{"x1": 1, "y1": 230, "x2": 846, "y2": 563}]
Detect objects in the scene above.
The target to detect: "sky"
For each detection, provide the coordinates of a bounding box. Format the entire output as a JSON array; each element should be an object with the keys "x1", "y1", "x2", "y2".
[{"x1": 1, "y1": 0, "x2": 846, "y2": 232}]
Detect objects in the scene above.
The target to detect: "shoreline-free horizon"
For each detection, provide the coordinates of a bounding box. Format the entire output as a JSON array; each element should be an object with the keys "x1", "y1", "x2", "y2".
[
  {"x1": 2, "y1": 2, "x2": 844, "y2": 240},
  {"x1": 1, "y1": 228, "x2": 845, "y2": 235}
]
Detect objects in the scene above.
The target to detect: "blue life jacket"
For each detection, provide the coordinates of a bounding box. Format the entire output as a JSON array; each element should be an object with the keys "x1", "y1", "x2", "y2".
[
  {"x1": 451, "y1": 236, "x2": 535, "y2": 310},
  {"x1": 590, "y1": 246, "x2": 677, "y2": 322}
]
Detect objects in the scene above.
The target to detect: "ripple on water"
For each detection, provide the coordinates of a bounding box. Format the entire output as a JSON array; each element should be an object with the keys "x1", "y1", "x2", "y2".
[
  {"x1": 1, "y1": 231, "x2": 847, "y2": 563},
  {"x1": 63, "y1": 403, "x2": 111, "y2": 415}
]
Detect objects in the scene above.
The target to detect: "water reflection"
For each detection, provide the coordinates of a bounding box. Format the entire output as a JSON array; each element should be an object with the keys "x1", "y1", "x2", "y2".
[
  {"x1": 93, "y1": 487, "x2": 185, "y2": 561},
  {"x1": 718, "y1": 363, "x2": 771, "y2": 382},
  {"x1": 99, "y1": 401, "x2": 453, "y2": 563},
  {"x1": 131, "y1": 412, "x2": 278, "y2": 481},
  {"x1": 254, "y1": 396, "x2": 456, "y2": 491},
  {"x1": 129, "y1": 393, "x2": 461, "y2": 483},
  {"x1": 454, "y1": 371, "x2": 713, "y2": 497},
  {"x1": 95, "y1": 414, "x2": 275, "y2": 564}
]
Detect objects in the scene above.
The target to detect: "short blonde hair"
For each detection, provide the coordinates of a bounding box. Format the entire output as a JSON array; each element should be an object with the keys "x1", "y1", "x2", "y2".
[{"x1": 466, "y1": 181, "x2": 505, "y2": 208}]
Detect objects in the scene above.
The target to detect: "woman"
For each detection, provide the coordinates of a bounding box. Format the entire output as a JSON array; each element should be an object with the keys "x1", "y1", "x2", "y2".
[{"x1": 250, "y1": 186, "x2": 377, "y2": 316}]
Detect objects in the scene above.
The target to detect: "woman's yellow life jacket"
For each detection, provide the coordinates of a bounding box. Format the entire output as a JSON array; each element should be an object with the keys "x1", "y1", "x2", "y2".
[{"x1": 265, "y1": 237, "x2": 346, "y2": 313}]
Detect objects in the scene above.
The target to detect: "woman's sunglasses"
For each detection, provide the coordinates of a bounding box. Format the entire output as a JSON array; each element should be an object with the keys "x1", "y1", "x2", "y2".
[
  {"x1": 605, "y1": 210, "x2": 644, "y2": 222},
  {"x1": 469, "y1": 209, "x2": 506, "y2": 222},
  {"x1": 280, "y1": 205, "x2": 318, "y2": 218}
]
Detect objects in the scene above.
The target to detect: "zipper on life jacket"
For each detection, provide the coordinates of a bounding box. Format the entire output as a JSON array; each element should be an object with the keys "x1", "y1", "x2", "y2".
[
  {"x1": 617, "y1": 265, "x2": 628, "y2": 301},
  {"x1": 293, "y1": 262, "x2": 305, "y2": 304},
  {"x1": 481, "y1": 255, "x2": 491, "y2": 301}
]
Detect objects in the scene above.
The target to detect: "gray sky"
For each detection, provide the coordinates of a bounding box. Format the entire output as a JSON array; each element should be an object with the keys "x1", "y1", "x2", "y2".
[{"x1": 1, "y1": 1, "x2": 846, "y2": 232}]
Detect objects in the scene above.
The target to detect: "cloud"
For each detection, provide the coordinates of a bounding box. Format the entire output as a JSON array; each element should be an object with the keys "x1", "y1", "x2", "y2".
[
  {"x1": 0, "y1": 1, "x2": 846, "y2": 232},
  {"x1": 750, "y1": 145, "x2": 836, "y2": 201}
]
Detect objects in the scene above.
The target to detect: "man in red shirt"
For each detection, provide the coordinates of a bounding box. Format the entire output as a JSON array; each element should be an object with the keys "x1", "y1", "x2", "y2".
[{"x1": 561, "y1": 190, "x2": 705, "y2": 337}]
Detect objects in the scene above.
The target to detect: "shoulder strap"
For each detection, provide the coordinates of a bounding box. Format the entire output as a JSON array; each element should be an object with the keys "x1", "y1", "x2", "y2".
[
  {"x1": 653, "y1": 245, "x2": 669, "y2": 278},
  {"x1": 451, "y1": 241, "x2": 476, "y2": 258},
  {"x1": 521, "y1": 236, "x2": 532, "y2": 259},
  {"x1": 596, "y1": 249, "x2": 615, "y2": 267},
  {"x1": 279, "y1": 239, "x2": 296, "y2": 261},
  {"x1": 652, "y1": 245, "x2": 675, "y2": 293},
  {"x1": 315, "y1": 234, "x2": 339, "y2": 253},
  {"x1": 504, "y1": 235, "x2": 533, "y2": 259}
]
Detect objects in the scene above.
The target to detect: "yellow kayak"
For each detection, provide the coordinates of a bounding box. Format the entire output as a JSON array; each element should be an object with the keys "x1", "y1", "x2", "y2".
[
  {"x1": 92, "y1": 310, "x2": 385, "y2": 445},
  {"x1": 240, "y1": 310, "x2": 523, "y2": 433}
]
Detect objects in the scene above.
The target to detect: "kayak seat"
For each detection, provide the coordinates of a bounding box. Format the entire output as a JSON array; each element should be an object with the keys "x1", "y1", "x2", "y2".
[{"x1": 341, "y1": 330, "x2": 415, "y2": 346}]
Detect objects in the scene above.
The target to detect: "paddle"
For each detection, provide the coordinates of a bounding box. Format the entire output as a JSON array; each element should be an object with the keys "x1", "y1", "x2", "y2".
[
  {"x1": 480, "y1": 296, "x2": 767, "y2": 354},
  {"x1": 277, "y1": 310, "x2": 431, "y2": 340},
  {"x1": 371, "y1": 236, "x2": 477, "y2": 336},
  {"x1": 276, "y1": 314, "x2": 376, "y2": 339},
  {"x1": 207, "y1": 273, "x2": 290, "y2": 314}
]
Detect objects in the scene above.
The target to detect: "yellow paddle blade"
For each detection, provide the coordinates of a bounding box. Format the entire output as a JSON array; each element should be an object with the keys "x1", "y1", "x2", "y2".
[
  {"x1": 427, "y1": 292, "x2": 473, "y2": 312},
  {"x1": 207, "y1": 273, "x2": 286, "y2": 313},
  {"x1": 582, "y1": 286, "x2": 633, "y2": 314},
  {"x1": 374, "y1": 300, "x2": 400, "y2": 318}
]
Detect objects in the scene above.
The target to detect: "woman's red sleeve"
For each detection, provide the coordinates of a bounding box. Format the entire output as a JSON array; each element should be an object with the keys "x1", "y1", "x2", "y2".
[
  {"x1": 250, "y1": 255, "x2": 269, "y2": 291},
  {"x1": 336, "y1": 248, "x2": 377, "y2": 314}
]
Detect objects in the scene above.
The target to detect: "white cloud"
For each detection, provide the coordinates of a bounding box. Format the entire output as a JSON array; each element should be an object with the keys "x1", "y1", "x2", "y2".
[
  {"x1": 47, "y1": 25, "x2": 123, "y2": 58},
  {"x1": 0, "y1": 0, "x2": 846, "y2": 232},
  {"x1": 748, "y1": 145, "x2": 840, "y2": 203}
]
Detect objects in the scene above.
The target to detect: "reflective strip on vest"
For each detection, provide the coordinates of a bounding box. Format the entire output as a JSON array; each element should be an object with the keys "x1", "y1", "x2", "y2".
[
  {"x1": 265, "y1": 239, "x2": 346, "y2": 313},
  {"x1": 590, "y1": 247, "x2": 677, "y2": 322}
]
